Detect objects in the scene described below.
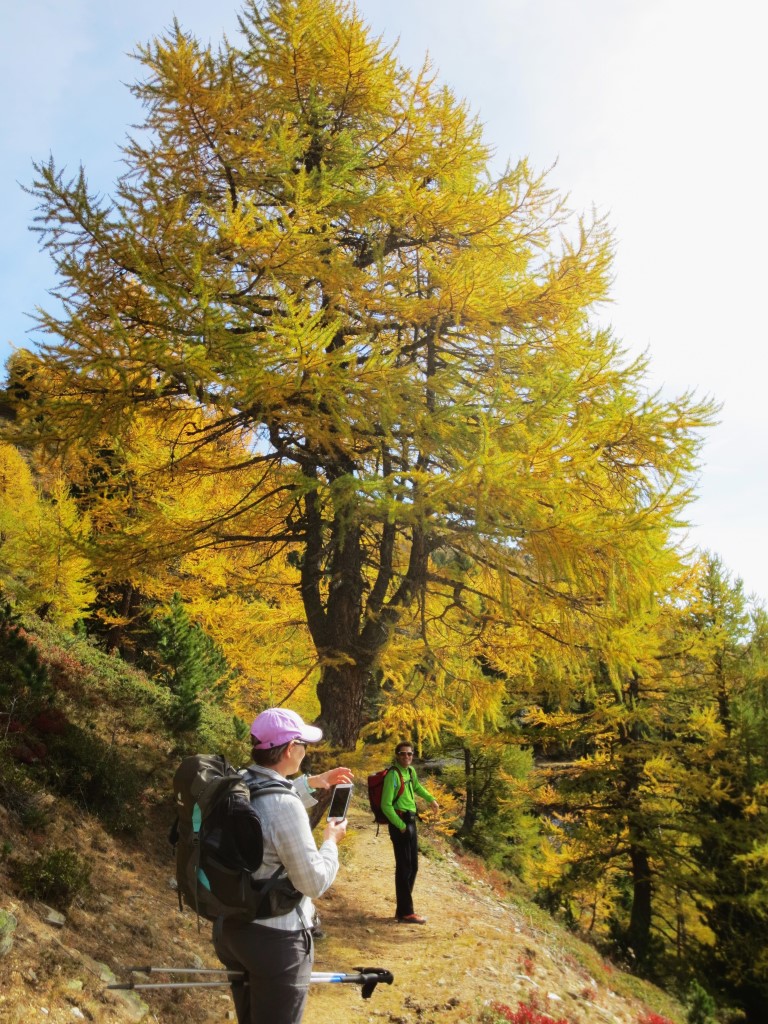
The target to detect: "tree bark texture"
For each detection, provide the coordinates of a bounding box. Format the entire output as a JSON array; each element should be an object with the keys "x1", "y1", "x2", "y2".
[
  {"x1": 315, "y1": 662, "x2": 368, "y2": 749},
  {"x1": 626, "y1": 837, "x2": 652, "y2": 962}
]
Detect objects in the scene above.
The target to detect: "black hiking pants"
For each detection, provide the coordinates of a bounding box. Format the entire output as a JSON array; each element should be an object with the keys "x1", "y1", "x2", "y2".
[
  {"x1": 213, "y1": 916, "x2": 313, "y2": 1024},
  {"x1": 388, "y1": 813, "x2": 418, "y2": 918}
]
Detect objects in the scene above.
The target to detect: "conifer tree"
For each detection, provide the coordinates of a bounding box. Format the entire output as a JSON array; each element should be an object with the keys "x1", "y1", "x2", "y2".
[
  {"x1": 6, "y1": 0, "x2": 713, "y2": 745},
  {"x1": 681, "y1": 559, "x2": 768, "y2": 1018},
  {"x1": 738, "y1": 606, "x2": 768, "y2": 786},
  {"x1": 524, "y1": 555, "x2": 768, "y2": 1016},
  {"x1": 0, "y1": 442, "x2": 95, "y2": 628},
  {"x1": 152, "y1": 591, "x2": 234, "y2": 732}
]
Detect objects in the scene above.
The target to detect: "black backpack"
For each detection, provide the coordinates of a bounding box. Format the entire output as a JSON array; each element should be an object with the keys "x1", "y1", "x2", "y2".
[{"x1": 170, "y1": 753, "x2": 304, "y2": 923}]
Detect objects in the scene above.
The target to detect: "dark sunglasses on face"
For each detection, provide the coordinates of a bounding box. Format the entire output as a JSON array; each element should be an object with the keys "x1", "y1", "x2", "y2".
[{"x1": 398, "y1": 751, "x2": 414, "y2": 757}]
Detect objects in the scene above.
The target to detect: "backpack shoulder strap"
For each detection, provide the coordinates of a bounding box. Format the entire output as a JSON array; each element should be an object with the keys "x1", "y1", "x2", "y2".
[
  {"x1": 390, "y1": 765, "x2": 407, "y2": 800},
  {"x1": 241, "y1": 769, "x2": 299, "y2": 801}
]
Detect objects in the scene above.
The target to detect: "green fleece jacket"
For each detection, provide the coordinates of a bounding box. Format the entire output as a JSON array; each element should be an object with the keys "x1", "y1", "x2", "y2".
[{"x1": 380, "y1": 763, "x2": 436, "y2": 831}]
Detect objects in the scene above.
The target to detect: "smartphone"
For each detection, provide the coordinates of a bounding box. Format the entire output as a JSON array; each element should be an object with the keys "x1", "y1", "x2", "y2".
[{"x1": 326, "y1": 783, "x2": 353, "y2": 821}]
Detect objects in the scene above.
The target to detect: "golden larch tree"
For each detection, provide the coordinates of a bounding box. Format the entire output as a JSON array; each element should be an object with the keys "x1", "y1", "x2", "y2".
[{"x1": 7, "y1": 0, "x2": 713, "y2": 745}]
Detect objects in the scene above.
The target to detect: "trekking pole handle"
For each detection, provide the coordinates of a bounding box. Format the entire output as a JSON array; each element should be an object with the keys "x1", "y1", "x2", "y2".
[{"x1": 353, "y1": 967, "x2": 395, "y2": 998}]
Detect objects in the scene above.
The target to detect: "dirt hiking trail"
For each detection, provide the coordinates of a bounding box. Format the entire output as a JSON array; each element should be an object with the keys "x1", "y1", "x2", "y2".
[
  {"x1": 308, "y1": 804, "x2": 678, "y2": 1024},
  {"x1": 0, "y1": 797, "x2": 683, "y2": 1024}
]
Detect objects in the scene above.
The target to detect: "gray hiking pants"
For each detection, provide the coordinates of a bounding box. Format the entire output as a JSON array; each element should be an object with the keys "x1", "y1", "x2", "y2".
[{"x1": 213, "y1": 916, "x2": 314, "y2": 1024}]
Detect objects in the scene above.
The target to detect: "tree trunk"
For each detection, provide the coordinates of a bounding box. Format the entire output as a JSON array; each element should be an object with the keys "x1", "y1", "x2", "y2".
[
  {"x1": 105, "y1": 582, "x2": 135, "y2": 658},
  {"x1": 460, "y1": 747, "x2": 477, "y2": 835},
  {"x1": 626, "y1": 838, "x2": 652, "y2": 962},
  {"x1": 315, "y1": 662, "x2": 367, "y2": 749},
  {"x1": 307, "y1": 788, "x2": 333, "y2": 829},
  {"x1": 618, "y1": 670, "x2": 654, "y2": 964}
]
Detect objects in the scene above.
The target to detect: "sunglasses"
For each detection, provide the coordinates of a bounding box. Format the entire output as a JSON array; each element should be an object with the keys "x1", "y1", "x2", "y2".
[{"x1": 397, "y1": 751, "x2": 414, "y2": 757}]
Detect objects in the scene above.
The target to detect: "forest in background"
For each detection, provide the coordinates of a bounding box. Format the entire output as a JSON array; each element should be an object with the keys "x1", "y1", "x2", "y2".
[{"x1": 1, "y1": 1, "x2": 766, "y2": 1021}]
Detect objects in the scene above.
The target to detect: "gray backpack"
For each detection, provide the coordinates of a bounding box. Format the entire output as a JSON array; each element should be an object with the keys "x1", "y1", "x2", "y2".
[{"x1": 170, "y1": 754, "x2": 303, "y2": 922}]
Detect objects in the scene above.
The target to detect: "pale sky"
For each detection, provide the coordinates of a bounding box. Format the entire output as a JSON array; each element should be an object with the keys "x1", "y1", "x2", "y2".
[{"x1": 2, "y1": 1, "x2": 766, "y2": 599}]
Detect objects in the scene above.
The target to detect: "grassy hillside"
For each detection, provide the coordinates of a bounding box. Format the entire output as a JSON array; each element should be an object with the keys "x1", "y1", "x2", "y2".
[{"x1": 0, "y1": 616, "x2": 687, "y2": 1024}]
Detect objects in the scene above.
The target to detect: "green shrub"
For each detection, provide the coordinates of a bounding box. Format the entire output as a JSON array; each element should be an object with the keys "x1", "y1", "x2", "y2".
[
  {"x1": 0, "y1": 743, "x2": 51, "y2": 828},
  {"x1": 0, "y1": 603, "x2": 50, "y2": 720},
  {"x1": 14, "y1": 847, "x2": 91, "y2": 908},
  {"x1": 17, "y1": 796, "x2": 52, "y2": 832},
  {"x1": 43, "y1": 725, "x2": 146, "y2": 834},
  {"x1": 686, "y1": 981, "x2": 717, "y2": 1024}
]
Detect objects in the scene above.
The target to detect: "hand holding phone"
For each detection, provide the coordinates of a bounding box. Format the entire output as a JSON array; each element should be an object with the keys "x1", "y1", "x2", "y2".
[
  {"x1": 323, "y1": 816, "x2": 348, "y2": 845},
  {"x1": 326, "y1": 782, "x2": 353, "y2": 821}
]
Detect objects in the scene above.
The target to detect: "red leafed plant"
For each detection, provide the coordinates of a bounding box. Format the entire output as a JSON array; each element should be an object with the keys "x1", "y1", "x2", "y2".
[
  {"x1": 638, "y1": 1013, "x2": 676, "y2": 1024},
  {"x1": 482, "y1": 1002, "x2": 570, "y2": 1024}
]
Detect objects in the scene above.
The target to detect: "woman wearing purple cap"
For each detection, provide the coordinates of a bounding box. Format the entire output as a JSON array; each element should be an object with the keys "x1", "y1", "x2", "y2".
[{"x1": 212, "y1": 707, "x2": 352, "y2": 1024}]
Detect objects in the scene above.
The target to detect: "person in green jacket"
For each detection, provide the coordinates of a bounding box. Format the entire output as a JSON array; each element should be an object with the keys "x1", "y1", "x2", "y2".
[{"x1": 380, "y1": 740, "x2": 438, "y2": 925}]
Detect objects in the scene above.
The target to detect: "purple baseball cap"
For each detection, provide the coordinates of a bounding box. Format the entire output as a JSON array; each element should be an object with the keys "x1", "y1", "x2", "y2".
[{"x1": 250, "y1": 708, "x2": 323, "y2": 749}]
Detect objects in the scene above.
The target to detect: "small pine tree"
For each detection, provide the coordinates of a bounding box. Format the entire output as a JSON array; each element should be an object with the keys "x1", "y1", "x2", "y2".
[
  {"x1": 441, "y1": 735, "x2": 538, "y2": 876},
  {"x1": 152, "y1": 593, "x2": 234, "y2": 733},
  {"x1": 686, "y1": 980, "x2": 716, "y2": 1024}
]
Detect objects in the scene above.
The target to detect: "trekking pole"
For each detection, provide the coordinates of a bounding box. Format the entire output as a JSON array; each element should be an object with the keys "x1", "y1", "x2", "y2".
[
  {"x1": 310, "y1": 968, "x2": 394, "y2": 998},
  {"x1": 125, "y1": 966, "x2": 243, "y2": 976},
  {"x1": 109, "y1": 979, "x2": 238, "y2": 990},
  {"x1": 108, "y1": 965, "x2": 394, "y2": 999}
]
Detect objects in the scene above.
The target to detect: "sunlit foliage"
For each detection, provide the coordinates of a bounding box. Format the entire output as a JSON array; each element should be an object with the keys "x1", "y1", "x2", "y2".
[
  {"x1": 0, "y1": 442, "x2": 95, "y2": 628},
  {"x1": 3, "y1": 0, "x2": 715, "y2": 745}
]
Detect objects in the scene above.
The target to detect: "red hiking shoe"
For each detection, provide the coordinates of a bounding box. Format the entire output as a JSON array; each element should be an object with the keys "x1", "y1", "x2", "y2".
[{"x1": 397, "y1": 913, "x2": 427, "y2": 924}]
